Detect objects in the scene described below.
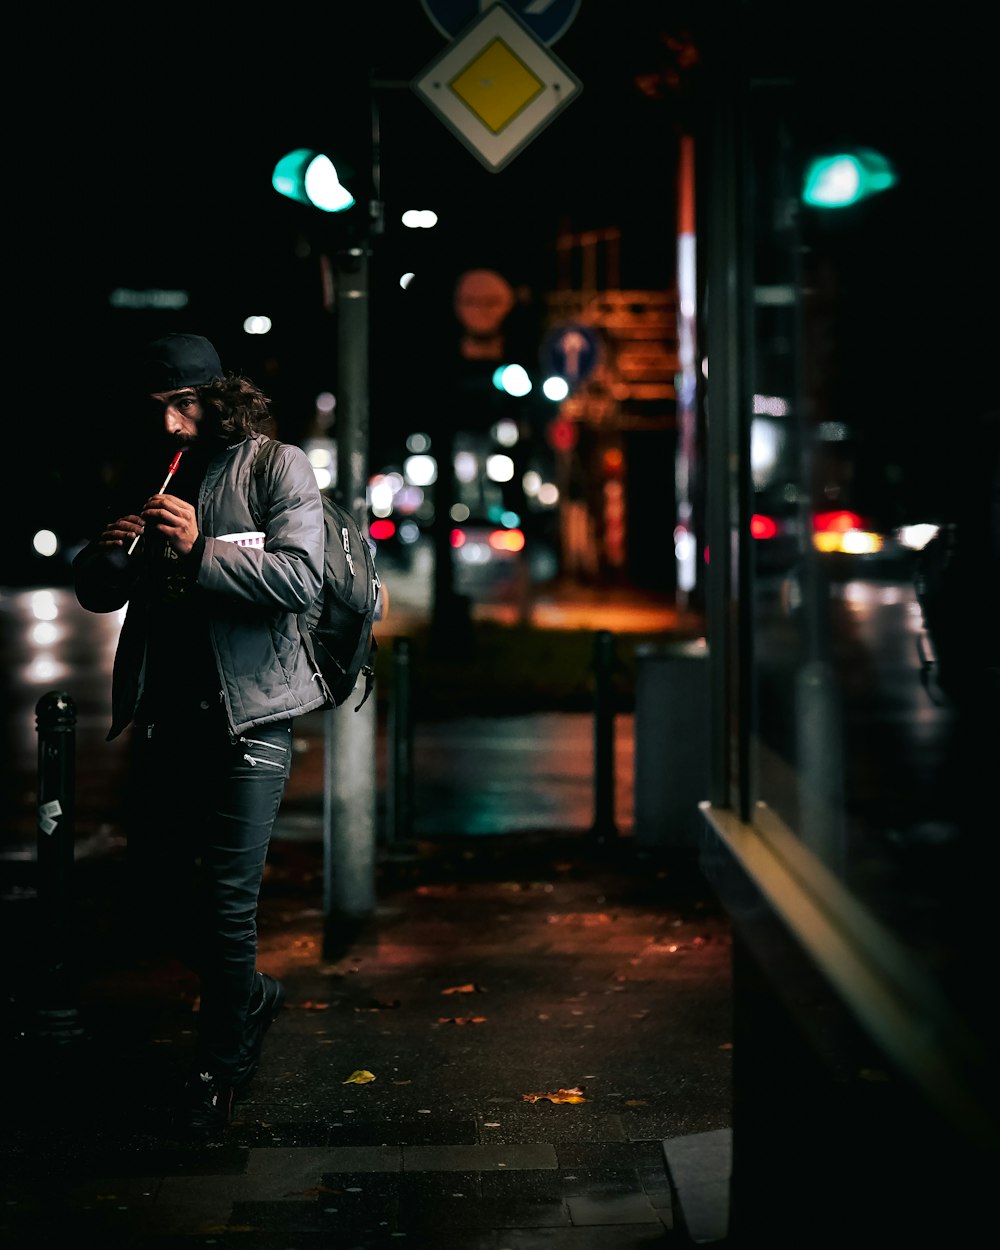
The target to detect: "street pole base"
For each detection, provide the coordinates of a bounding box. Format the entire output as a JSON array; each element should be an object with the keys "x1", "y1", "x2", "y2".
[
  {"x1": 323, "y1": 912, "x2": 376, "y2": 963},
  {"x1": 589, "y1": 822, "x2": 620, "y2": 848},
  {"x1": 430, "y1": 593, "x2": 473, "y2": 660}
]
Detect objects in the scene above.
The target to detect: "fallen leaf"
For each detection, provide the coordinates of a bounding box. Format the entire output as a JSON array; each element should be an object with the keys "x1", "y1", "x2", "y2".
[
  {"x1": 437, "y1": 1016, "x2": 488, "y2": 1025},
  {"x1": 522, "y1": 1086, "x2": 587, "y2": 1104},
  {"x1": 294, "y1": 1001, "x2": 330, "y2": 1011},
  {"x1": 342, "y1": 1069, "x2": 376, "y2": 1084},
  {"x1": 624, "y1": 1098, "x2": 648, "y2": 1106},
  {"x1": 546, "y1": 913, "x2": 612, "y2": 925},
  {"x1": 441, "y1": 983, "x2": 486, "y2": 995}
]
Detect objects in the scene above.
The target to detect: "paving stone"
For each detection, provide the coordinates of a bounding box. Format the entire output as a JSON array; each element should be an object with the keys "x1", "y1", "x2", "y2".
[
  {"x1": 403, "y1": 1142, "x2": 558, "y2": 1171},
  {"x1": 0, "y1": 835, "x2": 732, "y2": 1246}
]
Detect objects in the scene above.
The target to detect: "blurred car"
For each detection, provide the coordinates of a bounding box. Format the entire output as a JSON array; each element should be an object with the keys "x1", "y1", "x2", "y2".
[
  {"x1": 752, "y1": 501, "x2": 917, "y2": 581},
  {"x1": 772, "y1": 508, "x2": 930, "y2": 618},
  {"x1": 450, "y1": 513, "x2": 559, "y2": 599},
  {"x1": 450, "y1": 515, "x2": 526, "y2": 598},
  {"x1": 367, "y1": 515, "x2": 423, "y2": 573},
  {"x1": 810, "y1": 508, "x2": 916, "y2": 581},
  {"x1": 751, "y1": 500, "x2": 804, "y2": 577}
]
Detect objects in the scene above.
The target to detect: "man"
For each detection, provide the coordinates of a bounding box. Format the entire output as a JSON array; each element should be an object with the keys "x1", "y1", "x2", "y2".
[{"x1": 73, "y1": 332, "x2": 328, "y2": 1135}]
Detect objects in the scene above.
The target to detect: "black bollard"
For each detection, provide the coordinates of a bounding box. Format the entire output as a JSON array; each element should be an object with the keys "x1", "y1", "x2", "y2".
[
  {"x1": 386, "y1": 635, "x2": 416, "y2": 853},
  {"x1": 30, "y1": 691, "x2": 86, "y2": 1044},
  {"x1": 591, "y1": 629, "x2": 619, "y2": 843}
]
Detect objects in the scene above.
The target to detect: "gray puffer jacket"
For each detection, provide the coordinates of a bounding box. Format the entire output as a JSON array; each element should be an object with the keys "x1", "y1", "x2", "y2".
[{"x1": 73, "y1": 433, "x2": 328, "y2": 740}]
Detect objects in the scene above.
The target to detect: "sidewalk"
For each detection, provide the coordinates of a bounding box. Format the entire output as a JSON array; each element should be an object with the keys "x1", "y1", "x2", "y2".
[{"x1": 1, "y1": 831, "x2": 733, "y2": 1248}]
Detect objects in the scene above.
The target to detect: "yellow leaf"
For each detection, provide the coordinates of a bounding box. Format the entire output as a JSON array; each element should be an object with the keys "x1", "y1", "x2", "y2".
[
  {"x1": 522, "y1": 1086, "x2": 587, "y2": 1104},
  {"x1": 441, "y1": 983, "x2": 485, "y2": 995},
  {"x1": 343, "y1": 1069, "x2": 376, "y2": 1084}
]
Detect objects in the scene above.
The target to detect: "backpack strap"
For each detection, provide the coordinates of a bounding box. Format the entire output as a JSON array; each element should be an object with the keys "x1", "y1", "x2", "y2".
[{"x1": 248, "y1": 437, "x2": 279, "y2": 530}]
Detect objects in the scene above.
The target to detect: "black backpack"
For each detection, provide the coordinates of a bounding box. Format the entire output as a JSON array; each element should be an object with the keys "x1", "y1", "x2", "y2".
[{"x1": 250, "y1": 438, "x2": 380, "y2": 711}]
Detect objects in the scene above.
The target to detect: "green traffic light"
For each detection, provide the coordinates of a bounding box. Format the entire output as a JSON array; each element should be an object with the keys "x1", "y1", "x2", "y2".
[
  {"x1": 802, "y1": 148, "x2": 897, "y2": 208},
  {"x1": 272, "y1": 149, "x2": 356, "y2": 213},
  {"x1": 492, "y1": 364, "x2": 532, "y2": 397}
]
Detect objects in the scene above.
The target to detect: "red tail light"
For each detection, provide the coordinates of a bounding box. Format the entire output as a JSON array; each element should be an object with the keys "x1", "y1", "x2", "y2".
[
  {"x1": 750, "y1": 514, "x2": 779, "y2": 540},
  {"x1": 489, "y1": 528, "x2": 525, "y2": 553},
  {"x1": 813, "y1": 510, "x2": 863, "y2": 534}
]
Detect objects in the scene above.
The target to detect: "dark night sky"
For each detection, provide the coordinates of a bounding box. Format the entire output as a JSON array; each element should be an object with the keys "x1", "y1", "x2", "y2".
[
  {"x1": 29, "y1": 4, "x2": 685, "y2": 307},
  {"x1": 13, "y1": 2, "x2": 997, "y2": 548},
  {"x1": 18, "y1": 2, "x2": 691, "y2": 533}
]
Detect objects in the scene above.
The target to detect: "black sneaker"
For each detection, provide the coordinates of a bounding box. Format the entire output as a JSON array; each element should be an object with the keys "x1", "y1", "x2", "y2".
[
  {"x1": 182, "y1": 1068, "x2": 234, "y2": 1137},
  {"x1": 233, "y1": 971, "x2": 286, "y2": 1092}
]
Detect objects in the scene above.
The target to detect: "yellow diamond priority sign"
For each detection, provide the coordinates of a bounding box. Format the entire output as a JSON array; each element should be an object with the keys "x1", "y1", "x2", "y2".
[{"x1": 412, "y1": 3, "x2": 582, "y2": 172}]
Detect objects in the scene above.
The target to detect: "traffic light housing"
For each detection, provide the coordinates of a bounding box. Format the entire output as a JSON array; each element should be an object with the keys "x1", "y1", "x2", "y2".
[{"x1": 271, "y1": 139, "x2": 382, "y2": 245}]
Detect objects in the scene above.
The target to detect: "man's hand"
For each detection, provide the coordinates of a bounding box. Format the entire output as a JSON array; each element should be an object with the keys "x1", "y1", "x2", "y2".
[
  {"x1": 99, "y1": 514, "x2": 145, "y2": 549},
  {"x1": 141, "y1": 493, "x2": 200, "y2": 557}
]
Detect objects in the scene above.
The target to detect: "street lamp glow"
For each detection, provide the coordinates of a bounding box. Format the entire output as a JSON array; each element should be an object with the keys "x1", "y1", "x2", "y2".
[
  {"x1": 401, "y1": 209, "x2": 438, "y2": 228},
  {"x1": 486, "y1": 453, "x2": 515, "y2": 483},
  {"x1": 404, "y1": 454, "x2": 437, "y2": 486},
  {"x1": 542, "y1": 375, "x2": 570, "y2": 401},
  {"x1": 32, "y1": 530, "x2": 59, "y2": 558}
]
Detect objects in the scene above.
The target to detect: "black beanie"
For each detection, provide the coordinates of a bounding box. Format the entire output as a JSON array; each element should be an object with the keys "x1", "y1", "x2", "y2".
[{"x1": 139, "y1": 333, "x2": 224, "y2": 393}]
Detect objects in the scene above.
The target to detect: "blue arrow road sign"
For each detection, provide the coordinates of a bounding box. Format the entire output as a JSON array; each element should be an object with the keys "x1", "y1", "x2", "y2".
[
  {"x1": 541, "y1": 323, "x2": 600, "y2": 384},
  {"x1": 420, "y1": 0, "x2": 581, "y2": 45}
]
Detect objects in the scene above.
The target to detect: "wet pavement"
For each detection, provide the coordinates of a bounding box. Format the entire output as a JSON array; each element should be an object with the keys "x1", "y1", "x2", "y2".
[
  {"x1": 1, "y1": 833, "x2": 733, "y2": 1248},
  {"x1": 1, "y1": 576, "x2": 733, "y2": 1245}
]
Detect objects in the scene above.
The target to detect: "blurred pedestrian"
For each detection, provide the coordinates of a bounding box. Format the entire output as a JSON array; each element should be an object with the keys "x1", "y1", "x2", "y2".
[
  {"x1": 72, "y1": 332, "x2": 327, "y2": 1136},
  {"x1": 913, "y1": 407, "x2": 1000, "y2": 853}
]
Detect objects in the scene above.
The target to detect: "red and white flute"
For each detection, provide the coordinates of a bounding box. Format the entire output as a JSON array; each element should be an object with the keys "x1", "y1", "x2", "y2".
[{"x1": 127, "y1": 448, "x2": 186, "y2": 556}]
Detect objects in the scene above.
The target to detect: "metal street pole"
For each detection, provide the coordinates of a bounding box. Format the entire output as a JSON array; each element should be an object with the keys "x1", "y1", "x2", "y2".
[
  {"x1": 674, "y1": 132, "x2": 699, "y2": 611},
  {"x1": 322, "y1": 241, "x2": 378, "y2": 959}
]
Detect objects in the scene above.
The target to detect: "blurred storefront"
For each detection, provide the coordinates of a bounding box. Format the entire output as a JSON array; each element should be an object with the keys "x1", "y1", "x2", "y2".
[{"x1": 692, "y1": 2, "x2": 998, "y2": 1244}]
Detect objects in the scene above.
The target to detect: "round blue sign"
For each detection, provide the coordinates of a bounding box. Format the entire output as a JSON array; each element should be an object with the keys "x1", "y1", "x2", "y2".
[
  {"x1": 420, "y1": 0, "x2": 581, "y2": 45},
  {"x1": 540, "y1": 323, "x2": 600, "y2": 384}
]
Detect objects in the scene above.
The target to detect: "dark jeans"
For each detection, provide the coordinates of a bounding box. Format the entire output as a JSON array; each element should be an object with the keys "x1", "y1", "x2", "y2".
[{"x1": 126, "y1": 706, "x2": 293, "y2": 1080}]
